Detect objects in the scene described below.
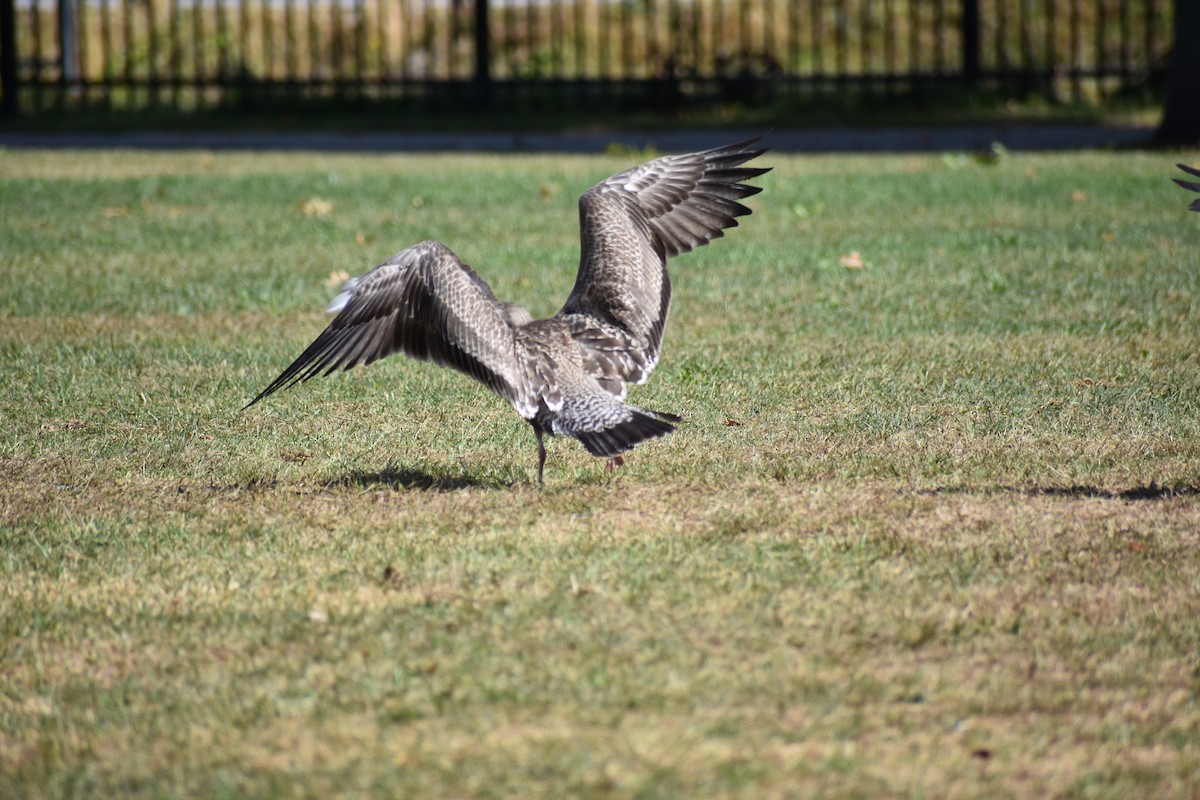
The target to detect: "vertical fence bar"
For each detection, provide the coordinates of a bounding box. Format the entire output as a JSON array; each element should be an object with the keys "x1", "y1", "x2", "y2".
[
  {"x1": 376, "y1": 0, "x2": 385, "y2": 84},
  {"x1": 308, "y1": 0, "x2": 319, "y2": 87},
  {"x1": 398, "y1": 0, "x2": 408, "y2": 82},
  {"x1": 355, "y1": 0, "x2": 364, "y2": 88},
  {"x1": 962, "y1": 0, "x2": 979, "y2": 86},
  {"x1": 788, "y1": 0, "x2": 799, "y2": 79},
  {"x1": 0, "y1": 0, "x2": 15, "y2": 115},
  {"x1": 835, "y1": 0, "x2": 845, "y2": 77},
  {"x1": 192, "y1": 0, "x2": 202, "y2": 105},
  {"x1": 285, "y1": 0, "x2": 295, "y2": 89},
  {"x1": 1144, "y1": 0, "x2": 1155, "y2": 76},
  {"x1": 576, "y1": 0, "x2": 586, "y2": 80},
  {"x1": 883, "y1": 0, "x2": 893, "y2": 81},
  {"x1": 79, "y1": 0, "x2": 90, "y2": 104},
  {"x1": 217, "y1": 0, "x2": 227, "y2": 86},
  {"x1": 119, "y1": 0, "x2": 131, "y2": 104},
  {"x1": 1069, "y1": 0, "x2": 1079, "y2": 99},
  {"x1": 1119, "y1": 0, "x2": 1129, "y2": 80},
  {"x1": 99, "y1": 0, "x2": 110, "y2": 105},
  {"x1": 331, "y1": 0, "x2": 342, "y2": 83},
  {"x1": 1045, "y1": 0, "x2": 1055, "y2": 93},
  {"x1": 932, "y1": 0, "x2": 943, "y2": 74},
  {"x1": 864, "y1": 0, "x2": 873, "y2": 77},
  {"x1": 550, "y1": 0, "x2": 561, "y2": 78},
  {"x1": 59, "y1": 0, "x2": 77, "y2": 101},
  {"x1": 169, "y1": 0, "x2": 179, "y2": 108},
  {"x1": 147, "y1": 0, "x2": 159, "y2": 106},
  {"x1": 474, "y1": 0, "x2": 489, "y2": 101},
  {"x1": 996, "y1": 0, "x2": 1008, "y2": 77},
  {"x1": 1019, "y1": 0, "x2": 1031, "y2": 89},
  {"x1": 32, "y1": 0, "x2": 44, "y2": 110},
  {"x1": 906, "y1": 0, "x2": 917, "y2": 77}
]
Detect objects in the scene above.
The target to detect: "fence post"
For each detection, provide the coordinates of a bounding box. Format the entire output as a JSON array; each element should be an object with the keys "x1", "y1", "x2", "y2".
[
  {"x1": 1, "y1": 0, "x2": 16, "y2": 115},
  {"x1": 962, "y1": 0, "x2": 980, "y2": 87},
  {"x1": 474, "y1": 0, "x2": 491, "y2": 106},
  {"x1": 59, "y1": 0, "x2": 79, "y2": 87}
]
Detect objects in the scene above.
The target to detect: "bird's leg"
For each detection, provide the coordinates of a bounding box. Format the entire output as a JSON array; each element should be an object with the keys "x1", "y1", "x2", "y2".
[
  {"x1": 535, "y1": 426, "x2": 547, "y2": 486},
  {"x1": 604, "y1": 454, "x2": 626, "y2": 473}
]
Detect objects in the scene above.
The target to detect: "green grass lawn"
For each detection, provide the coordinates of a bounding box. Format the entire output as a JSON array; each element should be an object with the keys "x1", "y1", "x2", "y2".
[{"x1": 2, "y1": 145, "x2": 1200, "y2": 798}]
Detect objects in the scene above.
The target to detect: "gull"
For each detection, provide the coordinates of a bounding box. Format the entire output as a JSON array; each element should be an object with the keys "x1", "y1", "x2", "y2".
[
  {"x1": 244, "y1": 138, "x2": 769, "y2": 483},
  {"x1": 1176, "y1": 163, "x2": 1200, "y2": 212}
]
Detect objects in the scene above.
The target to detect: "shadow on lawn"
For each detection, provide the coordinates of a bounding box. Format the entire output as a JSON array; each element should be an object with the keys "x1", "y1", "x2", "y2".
[
  {"x1": 926, "y1": 482, "x2": 1200, "y2": 502},
  {"x1": 1024, "y1": 483, "x2": 1200, "y2": 501},
  {"x1": 328, "y1": 463, "x2": 520, "y2": 492}
]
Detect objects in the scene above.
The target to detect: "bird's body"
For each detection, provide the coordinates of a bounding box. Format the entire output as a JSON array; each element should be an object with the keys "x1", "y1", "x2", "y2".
[{"x1": 245, "y1": 138, "x2": 769, "y2": 482}]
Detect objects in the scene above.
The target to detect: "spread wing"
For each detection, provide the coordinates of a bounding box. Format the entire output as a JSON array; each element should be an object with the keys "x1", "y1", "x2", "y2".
[
  {"x1": 1175, "y1": 163, "x2": 1200, "y2": 212},
  {"x1": 244, "y1": 240, "x2": 530, "y2": 413},
  {"x1": 557, "y1": 137, "x2": 770, "y2": 388}
]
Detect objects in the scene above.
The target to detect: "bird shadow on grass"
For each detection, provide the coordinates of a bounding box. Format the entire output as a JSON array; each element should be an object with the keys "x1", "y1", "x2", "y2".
[
  {"x1": 925, "y1": 482, "x2": 1200, "y2": 502},
  {"x1": 1023, "y1": 483, "x2": 1200, "y2": 501},
  {"x1": 328, "y1": 463, "x2": 523, "y2": 492}
]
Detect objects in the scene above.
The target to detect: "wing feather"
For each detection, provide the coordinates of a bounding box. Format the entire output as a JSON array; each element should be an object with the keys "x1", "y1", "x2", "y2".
[
  {"x1": 558, "y1": 136, "x2": 769, "y2": 388},
  {"x1": 244, "y1": 240, "x2": 528, "y2": 410},
  {"x1": 1176, "y1": 163, "x2": 1200, "y2": 212}
]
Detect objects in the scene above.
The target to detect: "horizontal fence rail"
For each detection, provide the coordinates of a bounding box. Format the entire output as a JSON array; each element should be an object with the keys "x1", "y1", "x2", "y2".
[{"x1": 1, "y1": 0, "x2": 1173, "y2": 114}]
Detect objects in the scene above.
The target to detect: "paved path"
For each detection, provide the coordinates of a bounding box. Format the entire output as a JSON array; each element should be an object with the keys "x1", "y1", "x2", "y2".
[{"x1": 0, "y1": 124, "x2": 1157, "y2": 153}]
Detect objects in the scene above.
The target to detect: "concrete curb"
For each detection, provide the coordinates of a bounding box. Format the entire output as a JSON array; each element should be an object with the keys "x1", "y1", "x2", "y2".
[{"x1": 0, "y1": 125, "x2": 1158, "y2": 154}]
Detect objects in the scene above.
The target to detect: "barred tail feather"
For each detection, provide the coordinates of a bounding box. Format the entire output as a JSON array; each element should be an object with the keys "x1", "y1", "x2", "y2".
[{"x1": 574, "y1": 410, "x2": 677, "y2": 458}]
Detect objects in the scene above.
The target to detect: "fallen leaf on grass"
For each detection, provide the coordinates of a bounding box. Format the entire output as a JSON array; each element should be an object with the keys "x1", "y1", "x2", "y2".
[
  {"x1": 1101, "y1": 231, "x2": 1117, "y2": 243},
  {"x1": 326, "y1": 269, "x2": 351, "y2": 288},
  {"x1": 839, "y1": 250, "x2": 866, "y2": 270},
  {"x1": 725, "y1": 418, "x2": 743, "y2": 427},
  {"x1": 300, "y1": 197, "x2": 333, "y2": 217},
  {"x1": 1070, "y1": 189, "x2": 1087, "y2": 202},
  {"x1": 103, "y1": 206, "x2": 130, "y2": 218}
]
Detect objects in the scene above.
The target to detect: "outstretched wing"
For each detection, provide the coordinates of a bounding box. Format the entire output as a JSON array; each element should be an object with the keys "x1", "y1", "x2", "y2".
[
  {"x1": 557, "y1": 137, "x2": 770, "y2": 386},
  {"x1": 1175, "y1": 163, "x2": 1200, "y2": 212},
  {"x1": 244, "y1": 240, "x2": 528, "y2": 411}
]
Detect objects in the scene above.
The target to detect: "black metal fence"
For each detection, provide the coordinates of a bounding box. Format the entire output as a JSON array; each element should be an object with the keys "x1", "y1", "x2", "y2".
[{"x1": 0, "y1": 0, "x2": 1173, "y2": 115}]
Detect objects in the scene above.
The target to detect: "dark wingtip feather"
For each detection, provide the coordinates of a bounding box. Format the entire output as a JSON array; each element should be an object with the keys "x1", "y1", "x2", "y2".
[{"x1": 1175, "y1": 165, "x2": 1200, "y2": 212}]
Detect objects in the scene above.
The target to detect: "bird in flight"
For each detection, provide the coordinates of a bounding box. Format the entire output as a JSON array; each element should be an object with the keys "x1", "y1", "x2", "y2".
[
  {"x1": 1176, "y1": 163, "x2": 1200, "y2": 212},
  {"x1": 244, "y1": 138, "x2": 770, "y2": 483}
]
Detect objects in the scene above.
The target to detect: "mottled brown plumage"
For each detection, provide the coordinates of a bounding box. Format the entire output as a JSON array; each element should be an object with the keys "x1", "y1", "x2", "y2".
[{"x1": 244, "y1": 138, "x2": 769, "y2": 482}]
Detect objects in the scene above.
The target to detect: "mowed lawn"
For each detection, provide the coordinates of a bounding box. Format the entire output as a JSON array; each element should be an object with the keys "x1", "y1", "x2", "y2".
[{"x1": 2, "y1": 145, "x2": 1199, "y2": 798}]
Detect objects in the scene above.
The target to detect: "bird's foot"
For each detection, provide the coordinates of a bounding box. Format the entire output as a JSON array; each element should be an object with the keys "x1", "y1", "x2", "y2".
[{"x1": 604, "y1": 455, "x2": 626, "y2": 474}]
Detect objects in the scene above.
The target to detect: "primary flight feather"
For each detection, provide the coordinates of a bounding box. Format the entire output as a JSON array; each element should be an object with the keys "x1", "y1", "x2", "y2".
[
  {"x1": 1176, "y1": 163, "x2": 1200, "y2": 212},
  {"x1": 244, "y1": 138, "x2": 770, "y2": 482}
]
